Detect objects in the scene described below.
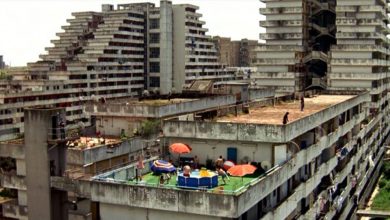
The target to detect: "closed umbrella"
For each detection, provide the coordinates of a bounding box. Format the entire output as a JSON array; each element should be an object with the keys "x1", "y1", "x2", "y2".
[
  {"x1": 223, "y1": 160, "x2": 235, "y2": 171},
  {"x1": 151, "y1": 160, "x2": 176, "y2": 174}
]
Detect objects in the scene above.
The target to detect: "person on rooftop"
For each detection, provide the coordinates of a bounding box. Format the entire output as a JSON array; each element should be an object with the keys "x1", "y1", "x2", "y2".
[
  {"x1": 193, "y1": 155, "x2": 199, "y2": 169},
  {"x1": 217, "y1": 167, "x2": 228, "y2": 185},
  {"x1": 283, "y1": 112, "x2": 289, "y2": 125},
  {"x1": 300, "y1": 96, "x2": 305, "y2": 112},
  {"x1": 215, "y1": 155, "x2": 224, "y2": 168}
]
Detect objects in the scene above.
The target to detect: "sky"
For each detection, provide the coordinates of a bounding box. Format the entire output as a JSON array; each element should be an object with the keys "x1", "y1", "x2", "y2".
[{"x1": 0, "y1": 0, "x2": 265, "y2": 66}]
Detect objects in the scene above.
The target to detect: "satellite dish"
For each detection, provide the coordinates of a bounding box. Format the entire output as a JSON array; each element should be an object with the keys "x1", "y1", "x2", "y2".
[{"x1": 261, "y1": 161, "x2": 271, "y2": 171}]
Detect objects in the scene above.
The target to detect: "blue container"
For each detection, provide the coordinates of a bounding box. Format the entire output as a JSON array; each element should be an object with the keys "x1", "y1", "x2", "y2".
[{"x1": 177, "y1": 171, "x2": 218, "y2": 189}]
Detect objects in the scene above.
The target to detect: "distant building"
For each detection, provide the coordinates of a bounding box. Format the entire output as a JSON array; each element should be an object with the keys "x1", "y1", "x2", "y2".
[
  {"x1": 212, "y1": 36, "x2": 258, "y2": 67},
  {"x1": 0, "y1": 0, "x2": 238, "y2": 142},
  {"x1": 0, "y1": 56, "x2": 5, "y2": 69}
]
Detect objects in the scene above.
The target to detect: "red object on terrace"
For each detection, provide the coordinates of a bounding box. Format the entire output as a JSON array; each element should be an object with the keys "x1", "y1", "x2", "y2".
[
  {"x1": 227, "y1": 164, "x2": 257, "y2": 177},
  {"x1": 169, "y1": 143, "x2": 192, "y2": 154}
]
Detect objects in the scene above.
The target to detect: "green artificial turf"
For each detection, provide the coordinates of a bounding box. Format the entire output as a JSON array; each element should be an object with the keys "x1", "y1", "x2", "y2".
[{"x1": 129, "y1": 172, "x2": 261, "y2": 193}]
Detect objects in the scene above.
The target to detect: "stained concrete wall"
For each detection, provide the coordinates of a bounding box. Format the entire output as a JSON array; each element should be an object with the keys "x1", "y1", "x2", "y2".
[
  {"x1": 163, "y1": 120, "x2": 285, "y2": 143},
  {"x1": 51, "y1": 177, "x2": 240, "y2": 218},
  {"x1": 67, "y1": 138, "x2": 145, "y2": 167},
  {"x1": 248, "y1": 88, "x2": 275, "y2": 101},
  {"x1": 1, "y1": 174, "x2": 26, "y2": 190},
  {"x1": 0, "y1": 143, "x2": 25, "y2": 159},
  {"x1": 159, "y1": 0, "x2": 173, "y2": 94},
  {"x1": 172, "y1": 5, "x2": 186, "y2": 92},
  {"x1": 95, "y1": 116, "x2": 142, "y2": 136},
  {"x1": 167, "y1": 138, "x2": 273, "y2": 165},
  {"x1": 85, "y1": 95, "x2": 236, "y2": 118},
  {"x1": 100, "y1": 203, "x2": 224, "y2": 220},
  {"x1": 24, "y1": 108, "x2": 67, "y2": 220},
  {"x1": 90, "y1": 182, "x2": 238, "y2": 218},
  {"x1": 16, "y1": 159, "x2": 26, "y2": 176},
  {"x1": 18, "y1": 190, "x2": 27, "y2": 206}
]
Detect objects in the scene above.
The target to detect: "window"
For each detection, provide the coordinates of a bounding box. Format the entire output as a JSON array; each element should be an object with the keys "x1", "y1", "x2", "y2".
[
  {"x1": 149, "y1": 19, "x2": 159, "y2": 29},
  {"x1": 149, "y1": 48, "x2": 160, "y2": 58},
  {"x1": 150, "y1": 33, "x2": 160, "y2": 44},
  {"x1": 149, "y1": 62, "x2": 160, "y2": 73},
  {"x1": 149, "y1": 77, "x2": 160, "y2": 87}
]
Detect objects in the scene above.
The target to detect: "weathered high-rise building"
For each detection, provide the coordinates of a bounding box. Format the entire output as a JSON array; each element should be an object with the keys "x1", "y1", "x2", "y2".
[
  {"x1": 328, "y1": 0, "x2": 390, "y2": 110},
  {"x1": 0, "y1": 1, "x2": 236, "y2": 141},
  {"x1": 253, "y1": 0, "x2": 390, "y2": 218},
  {"x1": 0, "y1": 56, "x2": 5, "y2": 69},
  {"x1": 213, "y1": 37, "x2": 258, "y2": 67},
  {"x1": 255, "y1": 0, "x2": 337, "y2": 92},
  {"x1": 0, "y1": 1, "x2": 389, "y2": 220}
]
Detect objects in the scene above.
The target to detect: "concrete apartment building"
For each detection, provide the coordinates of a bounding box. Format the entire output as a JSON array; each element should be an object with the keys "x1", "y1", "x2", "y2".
[
  {"x1": 255, "y1": 0, "x2": 390, "y2": 96},
  {"x1": 0, "y1": 56, "x2": 5, "y2": 69},
  {"x1": 0, "y1": 1, "x2": 237, "y2": 142},
  {"x1": 255, "y1": 0, "x2": 337, "y2": 92},
  {"x1": 0, "y1": 90, "x2": 271, "y2": 220},
  {"x1": 250, "y1": 0, "x2": 390, "y2": 218},
  {"x1": 212, "y1": 37, "x2": 258, "y2": 67},
  {"x1": 0, "y1": 1, "x2": 388, "y2": 220},
  {"x1": 1, "y1": 88, "x2": 386, "y2": 220}
]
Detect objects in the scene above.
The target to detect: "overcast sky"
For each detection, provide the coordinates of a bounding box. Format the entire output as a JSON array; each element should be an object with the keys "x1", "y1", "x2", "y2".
[{"x1": 0, "y1": 0, "x2": 265, "y2": 66}]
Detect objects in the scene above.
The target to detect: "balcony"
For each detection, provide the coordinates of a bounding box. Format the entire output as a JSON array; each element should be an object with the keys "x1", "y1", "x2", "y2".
[
  {"x1": 1, "y1": 174, "x2": 26, "y2": 190},
  {"x1": 2, "y1": 200, "x2": 28, "y2": 220}
]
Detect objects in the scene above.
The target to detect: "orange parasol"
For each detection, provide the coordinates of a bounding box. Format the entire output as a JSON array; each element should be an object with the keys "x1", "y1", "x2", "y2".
[
  {"x1": 227, "y1": 164, "x2": 257, "y2": 177},
  {"x1": 169, "y1": 143, "x2": 192, "y2": 154}
]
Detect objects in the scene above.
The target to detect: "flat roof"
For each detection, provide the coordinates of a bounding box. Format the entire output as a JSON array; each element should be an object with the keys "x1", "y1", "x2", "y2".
[
  {"x1": 217, "y1": 95, "x2": 356, "y2": 125},
  {"x1": 106, "y1": 98, "x2": 196, "y2": 106}
]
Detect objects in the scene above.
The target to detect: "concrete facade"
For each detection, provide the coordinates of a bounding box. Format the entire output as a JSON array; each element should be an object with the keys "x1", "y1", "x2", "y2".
[
  {"x1": 255, "y1": 0, "x2": 337, "y2": 92},
  {"x1": 24, "y1": 108, "x2": 68, "y2": 220},
  {"x1": 213, "y1": 37, "x2": 258, "y2": 67},
  {"x1": 44, "y1": 91, "x2": 389, "y2": 220},
  {"x1": 328, "y1": 0, "x2": 390, "y2": 115},
  {"x1": 0, "y1": 91, "x2": 388, "y2": 220},
  {"x1": 0, "y1": 55, "x2": 5, "y2": 69},
  {"x1": 0, "y1": 1, "x2": 239, "y2": 142},
  {"x1": 170, "y1": 4, "x2": 236, "y2": 93}
]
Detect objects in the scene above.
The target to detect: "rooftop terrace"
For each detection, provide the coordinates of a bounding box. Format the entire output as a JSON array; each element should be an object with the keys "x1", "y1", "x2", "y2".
[
  {"x1": 85, "y1": 95, "x2": 237, "y2": 118},
  {"x1": 163, "y1": 93, "x2": 368, "y2": 143},
  {"x1": 128, "y1": 172, "x2": 263, "y2": 194},
  {"x1": 93, "y1": 156, "x2": 272, "y2": 195},
  {"x1": 217, "y1": 95, "x2": 355, "y2": 125}
]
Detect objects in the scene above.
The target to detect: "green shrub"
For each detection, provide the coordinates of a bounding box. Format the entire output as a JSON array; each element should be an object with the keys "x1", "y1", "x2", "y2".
[
  {"x1": 140, "y1": 120, "x2": 160, "y2": 138},
  {"x1": 379, "y1": 178, "x2": 387, "y2": 188},
  {"x1": 383, "y1": 162, "x2": 390, "y2": 179}
]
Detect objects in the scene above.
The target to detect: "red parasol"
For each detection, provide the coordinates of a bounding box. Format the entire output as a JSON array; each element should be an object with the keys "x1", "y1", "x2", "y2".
[
  {"x1": 169, "y1": 143, "x2": 192, "y2": 154},
  {"x1": 227, "y1": 164, "x2": 257, "y2": 177}
]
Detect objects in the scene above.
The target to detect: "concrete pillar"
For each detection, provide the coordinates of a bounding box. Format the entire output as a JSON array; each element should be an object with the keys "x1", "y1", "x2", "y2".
[
  {"x1": 159, "y1": 0, "x2": 173, "y2": 95},
  {"x1": 24, "y1": 108, "x2": 68, "y2": 220}
]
